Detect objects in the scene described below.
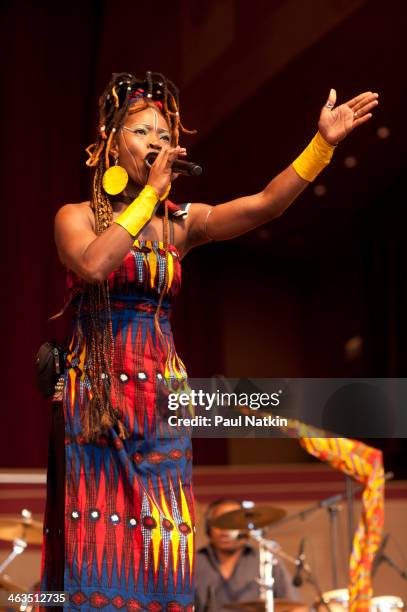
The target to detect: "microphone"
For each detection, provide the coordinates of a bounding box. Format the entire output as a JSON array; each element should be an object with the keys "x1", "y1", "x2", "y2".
[
  {"x1": 292, "y1": 537, "x2": 305, "y2": 587},
  {"x1": 145, "y1": 152, "x2": 203, "y2": 177},
  {"x1": 372, "y1": 533, "x2": 390, "y2": 577},
  {"x1": 172, "y1": 159, "x2": 203, "y2": 176}
]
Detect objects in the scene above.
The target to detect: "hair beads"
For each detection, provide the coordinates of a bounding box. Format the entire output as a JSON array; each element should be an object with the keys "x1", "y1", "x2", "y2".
[{"x1": 81, "y1": 71, "x2": 195, "y2": 441}]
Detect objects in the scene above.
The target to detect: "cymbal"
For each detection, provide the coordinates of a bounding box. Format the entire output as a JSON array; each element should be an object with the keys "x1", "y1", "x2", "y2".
[
  {"x1": 0, "y1": 518, "x2": 43, "y2": 545},
  {"x1": 223, "y1": 600, "x2": 306, "y2": 612},
  {"x1": 211, "y1": 505, "x2": 286, "y2": 530},
  {"x1": 0, "y1": 573, "x2": 27, "y2": 592}
]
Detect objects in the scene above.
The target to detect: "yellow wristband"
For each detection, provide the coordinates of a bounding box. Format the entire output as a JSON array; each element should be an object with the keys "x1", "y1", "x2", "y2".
[
  {"x1": 292, "y1": 132, "x2": 336, "y2": 182},
  {"x1": 114, "y1": 184, "x2": 159, "y2": 237}
]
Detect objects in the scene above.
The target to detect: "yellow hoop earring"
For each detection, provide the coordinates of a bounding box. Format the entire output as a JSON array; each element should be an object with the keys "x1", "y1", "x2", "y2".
[{"x1": 102, "y1": 159, "x2": 128, "y2": 195}]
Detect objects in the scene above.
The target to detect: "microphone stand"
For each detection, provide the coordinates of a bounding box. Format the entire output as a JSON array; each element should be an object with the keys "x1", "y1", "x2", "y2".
[
  {"x1": 0, "y1": 538, "x2": 27, "y2": 574},
  {"x1": 346, "y1": 476, "x2": 355, "y2": 555},
  {"x1": 327, "y1": 504, "x2": 340, "y2": 588},
  {"x1": 269, "y1": 472, "x2": 394, "y2": 591},
  {"x1": 273, "y1": 472, "x2": 394, "y2": 528},
  {"x1": 377, "y1": 553, "x2": 407, "y2": 582},
  {"x1": 271, "y1": 543, "x2": 331, "y2": 612},
  {"x1": 252, "y1": 530, "x2": 275, "y2": 612}
]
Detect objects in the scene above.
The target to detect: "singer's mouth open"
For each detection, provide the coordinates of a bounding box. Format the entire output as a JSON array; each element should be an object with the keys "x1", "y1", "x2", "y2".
[{"x1": 144, "y1": 152, "x2": 159, "y2": 169}]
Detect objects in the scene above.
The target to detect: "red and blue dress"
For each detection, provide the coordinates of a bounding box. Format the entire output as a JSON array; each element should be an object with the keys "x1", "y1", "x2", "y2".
[{"x1": 40, "y1": 238, "x2": 195, "y2": 612}]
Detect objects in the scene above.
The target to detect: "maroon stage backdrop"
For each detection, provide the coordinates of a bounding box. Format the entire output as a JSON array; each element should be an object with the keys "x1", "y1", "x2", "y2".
[{"x1": 0, "y1": 0, "x2": 406, "y2": 471}]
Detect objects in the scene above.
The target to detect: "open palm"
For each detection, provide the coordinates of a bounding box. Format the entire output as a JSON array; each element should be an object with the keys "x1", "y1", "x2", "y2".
[{"x1": 318, "y1": 89, "x2": 379, "y2": 145}]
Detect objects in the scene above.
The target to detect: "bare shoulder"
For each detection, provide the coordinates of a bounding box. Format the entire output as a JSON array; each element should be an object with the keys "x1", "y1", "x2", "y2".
[
  {"x1": 55, "y1": 200, "x2": 92, "y2": 219},
  {"x1": 55, "y1": 201, "x2": 95, "y2": 231},
  {"x1": 54, "y1": 201, "x2": 97, "y2": 266}
]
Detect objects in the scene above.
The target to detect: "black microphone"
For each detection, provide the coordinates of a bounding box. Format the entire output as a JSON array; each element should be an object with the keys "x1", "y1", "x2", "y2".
[
  {"x1": 292, "y1": 537, "x2": 305, "y2": 587},
  {"x1": 172, "y1": 159, "x2": 203, "y2": 176},
  {"x1": 145, "y1": 152, "x2": 202, "y2": 176},
  {"x1": 372, "y1": 533, "x2": 390, "y2": 577}
]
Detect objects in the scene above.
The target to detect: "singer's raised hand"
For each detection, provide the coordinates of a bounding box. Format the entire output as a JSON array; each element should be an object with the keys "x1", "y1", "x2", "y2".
[
  {"x1": 184, "y1": 87, "x2": 380, "y2": 249},
  {"x1": 318, "y1": 89, "x2": 379, "y2": 145}
]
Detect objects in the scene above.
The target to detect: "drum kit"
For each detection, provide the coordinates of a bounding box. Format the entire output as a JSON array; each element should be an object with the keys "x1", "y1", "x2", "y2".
[
  {"x1": 0, "y1": 503, "x2": 405, "y2": 612},
  {"x1": 0, "y1": 509, "x2": 41, "y2": 610},
  {"x1": 210, "y1": 501, "x2": 406, "y2": 612}
]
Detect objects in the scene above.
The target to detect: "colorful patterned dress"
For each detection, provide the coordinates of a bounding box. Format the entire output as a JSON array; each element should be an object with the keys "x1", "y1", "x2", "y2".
[{"x1": 40, "y1": 239, "x2": 195, "y2": 612}]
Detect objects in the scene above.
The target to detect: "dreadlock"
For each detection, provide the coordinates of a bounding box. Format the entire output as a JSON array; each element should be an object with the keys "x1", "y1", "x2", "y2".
[{"x1": 81, "y1": 71, "x2": 195, "y2": 442}]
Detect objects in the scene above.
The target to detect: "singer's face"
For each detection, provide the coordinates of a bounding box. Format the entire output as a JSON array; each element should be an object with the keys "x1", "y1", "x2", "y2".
[
  {"x1": 208, "y1": 502, "x2": 248, "y2": 552},
  {"x1": 117, "y1": 106, "x2": 172, "y2": 186}
]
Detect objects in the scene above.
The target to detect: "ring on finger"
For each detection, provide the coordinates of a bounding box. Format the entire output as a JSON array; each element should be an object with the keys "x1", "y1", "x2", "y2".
[
  {"x1": 353, "y1": 110, "x2": 358, "y2": 119},
  {"x1": 325, "y1": 101, "x2": 334, "y2": 109}
]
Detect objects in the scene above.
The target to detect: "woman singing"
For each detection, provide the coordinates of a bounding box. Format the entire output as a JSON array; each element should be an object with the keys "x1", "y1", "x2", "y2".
[{"x1": 40, "y1": 71, "x2": 378, "y2": 609}]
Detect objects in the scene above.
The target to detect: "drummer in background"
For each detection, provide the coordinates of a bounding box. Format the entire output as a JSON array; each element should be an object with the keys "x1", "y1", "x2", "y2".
[{"x1": 195, "y1": 499, "x2": 301, "y2": 611}]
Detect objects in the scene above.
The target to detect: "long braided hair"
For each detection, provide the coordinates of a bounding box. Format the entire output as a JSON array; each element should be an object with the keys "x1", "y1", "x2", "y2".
[{"x1": 81, "y1": 71, "x2": 195, "y2": 442}]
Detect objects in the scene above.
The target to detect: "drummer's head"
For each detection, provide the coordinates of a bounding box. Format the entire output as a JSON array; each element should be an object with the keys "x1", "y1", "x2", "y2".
[{"x1": 205, "y1": 498, "x2": 248, "y2": 552}]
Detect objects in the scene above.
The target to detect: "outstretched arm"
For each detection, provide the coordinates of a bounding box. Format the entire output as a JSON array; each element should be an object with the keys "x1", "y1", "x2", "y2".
[{"x1": 186, "y1": 89, "x2": 379, "y2": 248}]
